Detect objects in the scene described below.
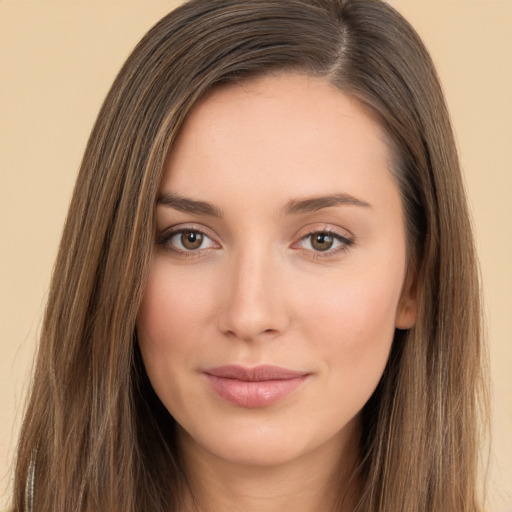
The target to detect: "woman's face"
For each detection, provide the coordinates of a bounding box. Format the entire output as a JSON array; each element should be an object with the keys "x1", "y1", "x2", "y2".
[{"x1": 137, "y1": 74, "x2": 416, "y2": 469}]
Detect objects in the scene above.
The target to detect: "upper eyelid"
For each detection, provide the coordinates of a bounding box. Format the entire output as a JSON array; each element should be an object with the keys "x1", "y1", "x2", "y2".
[
  {"x1": 293, "y1": 223, "x2": 354, "y2": 241},
  {"x1": 300, "y1": 228, "x2": 351, "y2": 238},
  {"x1": 157, "y1": 223, "x2": 219, "y2": 239}
]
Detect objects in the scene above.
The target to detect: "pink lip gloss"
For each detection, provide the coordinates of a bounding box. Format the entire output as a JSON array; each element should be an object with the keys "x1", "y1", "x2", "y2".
[{"x1": 203, "y1": 365, "x2": 309, "y2": 408}]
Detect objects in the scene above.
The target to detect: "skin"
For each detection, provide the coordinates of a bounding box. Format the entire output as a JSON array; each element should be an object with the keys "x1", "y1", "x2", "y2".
[{"x1": 137, "y1": 73, "x2": 417, "y2": 512}]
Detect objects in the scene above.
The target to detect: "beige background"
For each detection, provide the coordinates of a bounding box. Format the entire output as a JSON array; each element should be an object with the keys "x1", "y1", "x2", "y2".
[{"x1": 1, "y1": 0, "x2": 510, "y2": 510}]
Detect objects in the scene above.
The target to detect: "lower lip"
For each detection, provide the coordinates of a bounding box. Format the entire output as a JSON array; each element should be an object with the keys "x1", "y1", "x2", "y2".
[{"x1": 205, "y1": 375, "x2": 308, "y2": 408}]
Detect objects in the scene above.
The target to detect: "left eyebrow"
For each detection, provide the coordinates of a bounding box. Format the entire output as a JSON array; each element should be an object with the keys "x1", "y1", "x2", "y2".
[{"x1": 282, "y1": 193, "x2": 372, "y2": 215}]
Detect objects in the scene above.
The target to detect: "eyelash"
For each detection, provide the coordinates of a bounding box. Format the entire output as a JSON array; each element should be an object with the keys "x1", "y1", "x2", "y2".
[
  {"x1": 294, "y1": 229, "x2": 354, "y2": 258},
  {"x1": 156, "y1": 226, "x2": 218, "y2": 259},
  {"x1": 156, "y1": 226, "x2": 354, "y2": 259}
]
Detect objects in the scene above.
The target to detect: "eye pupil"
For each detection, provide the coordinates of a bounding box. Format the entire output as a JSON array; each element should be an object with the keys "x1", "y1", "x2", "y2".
[
  {"x1": 311, "y1": 233, "x2": 334, "y2": 251},
  {"x1": 181, "y1": 231, "x2": 203, "y2": 250}
]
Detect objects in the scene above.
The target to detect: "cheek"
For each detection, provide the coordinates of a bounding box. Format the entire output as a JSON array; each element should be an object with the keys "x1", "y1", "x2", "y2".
[
  {"x1": 295, "y1": 262, "x2": 404, "y2": 401},
  {"x1": 301, "y1": 287, "x2": 396, "y2": 434},
  {"x1": 136, "y1": 262, "x2": 214, "y2": 404},
  {"x1": 300, "y1": 270, "x2": 401, "y2": 345},
  {"x1": 137, "y1": 262, "x2": 213, "y2": 352},
  {"x1": 136, "y1": 264, "x2": 218, "y2": 423}
]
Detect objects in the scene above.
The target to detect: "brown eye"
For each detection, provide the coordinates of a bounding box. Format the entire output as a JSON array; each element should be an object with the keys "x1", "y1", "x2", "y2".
[
  {"x1": 181, "y1": 230, "x2": 204, "y2": 250},
  {"x1": 159, "y1": 228, "x2": 218, "y2": 254},
  {"x1": 294, "y1": 229, "x2": 352, "y2": 255},
  {"x1": 310, "y1": 233, "x2": 334, "y2": 251}
]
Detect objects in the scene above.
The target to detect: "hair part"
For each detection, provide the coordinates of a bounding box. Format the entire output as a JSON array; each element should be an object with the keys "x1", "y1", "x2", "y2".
[{"x1": 12, "y1": 1, "x2": 488, "y2": 511}]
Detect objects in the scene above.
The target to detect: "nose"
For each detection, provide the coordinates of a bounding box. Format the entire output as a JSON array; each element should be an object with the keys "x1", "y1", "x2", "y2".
[{"x1": 217, "y1": 247, "x2": 290, "y2": 342}]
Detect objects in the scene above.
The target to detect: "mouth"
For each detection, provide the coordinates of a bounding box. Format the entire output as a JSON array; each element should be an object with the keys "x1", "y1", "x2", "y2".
[{"x1": 203, "y1": 365, "x2": 310, "y2": 408}]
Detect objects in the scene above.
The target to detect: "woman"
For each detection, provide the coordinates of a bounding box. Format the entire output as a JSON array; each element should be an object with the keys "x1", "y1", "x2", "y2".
[{"x1": 10, "y1": 0, "x2": 488, "y2": 511}]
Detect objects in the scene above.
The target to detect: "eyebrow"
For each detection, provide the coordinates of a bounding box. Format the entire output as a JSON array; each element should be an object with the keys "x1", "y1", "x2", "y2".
[
  {"x1": 157, "y1": 192, "x2": 224, "y2": 218},
  {"x1": 282, "y1": 193, "x2": 371, "y2": 215},
  {"x1": 157, "y1": 192, "x2": 371, "y2": 218}
]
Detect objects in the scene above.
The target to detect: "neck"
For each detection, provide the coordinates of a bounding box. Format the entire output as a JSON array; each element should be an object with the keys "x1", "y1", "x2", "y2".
[{"x1": 178, "y1": 420, "x2": 361, "y2": 512}]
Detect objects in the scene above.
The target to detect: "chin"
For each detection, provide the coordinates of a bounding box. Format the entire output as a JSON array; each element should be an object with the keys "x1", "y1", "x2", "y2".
[{"x1": 177, "y1": 413, "x2": 354, "y2": 470}]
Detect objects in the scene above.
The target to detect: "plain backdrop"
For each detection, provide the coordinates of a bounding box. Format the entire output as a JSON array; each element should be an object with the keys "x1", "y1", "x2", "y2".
[{"x1": 1, "y1": 0, "x2": 511, "y2": 510}]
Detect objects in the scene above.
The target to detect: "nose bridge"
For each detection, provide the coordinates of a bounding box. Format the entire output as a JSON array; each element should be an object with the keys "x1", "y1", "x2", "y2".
[{"x1": 218, "y1": 241, "x2": 288, "y2": 341}]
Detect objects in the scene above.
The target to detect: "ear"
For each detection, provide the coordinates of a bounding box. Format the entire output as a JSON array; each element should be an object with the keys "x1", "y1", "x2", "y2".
[{"x1": 395, "y1": 267, "x2": 418, "y2": 330}]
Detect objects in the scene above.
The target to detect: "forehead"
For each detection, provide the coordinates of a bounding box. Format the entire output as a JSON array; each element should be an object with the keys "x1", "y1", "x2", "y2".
[{"x1": 162, "y1": 73, "x2": 396, "y2": 210}]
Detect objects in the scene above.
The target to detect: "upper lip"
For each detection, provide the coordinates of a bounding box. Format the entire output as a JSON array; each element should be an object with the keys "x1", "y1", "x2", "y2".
[{"x1": 204, "y1": 365, "x2": 309, "y2": 382}]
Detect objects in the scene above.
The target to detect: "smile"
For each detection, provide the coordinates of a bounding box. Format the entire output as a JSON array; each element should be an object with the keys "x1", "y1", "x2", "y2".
[{"x1": 203, "y1": 365, "x2": 310, "y2": 408}]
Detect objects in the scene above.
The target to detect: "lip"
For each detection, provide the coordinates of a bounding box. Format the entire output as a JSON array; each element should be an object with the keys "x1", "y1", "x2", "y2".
[{"x1": 203, "y1": 365, "x2": 310, "y2": 408}]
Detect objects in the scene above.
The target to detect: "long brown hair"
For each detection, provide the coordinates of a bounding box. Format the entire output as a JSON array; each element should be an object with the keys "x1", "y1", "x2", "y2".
[{"x1": 11, "y1": 1, "x2": 488, "y2": 510}]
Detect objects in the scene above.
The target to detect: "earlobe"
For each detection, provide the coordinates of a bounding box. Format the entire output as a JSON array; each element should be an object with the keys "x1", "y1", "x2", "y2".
[{"x1": 396, "y1": 269, "x2": 418, "y2": 330}]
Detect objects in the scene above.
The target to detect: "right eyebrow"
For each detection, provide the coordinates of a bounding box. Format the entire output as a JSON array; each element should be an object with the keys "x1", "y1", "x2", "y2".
[{"x1": 157, "y1": 192, "x2": 224, "y2": 218}]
